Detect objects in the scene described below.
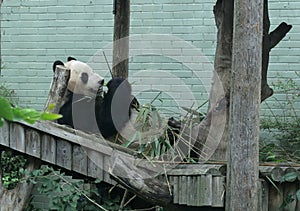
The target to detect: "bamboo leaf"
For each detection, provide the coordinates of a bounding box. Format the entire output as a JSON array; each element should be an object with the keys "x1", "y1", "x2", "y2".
[
  {"x1": 122, "y1": 133, "x2": 137, "y2": 148},
  {"x1": 40, "y1": 112, "x2": 62, "y2": 121}
]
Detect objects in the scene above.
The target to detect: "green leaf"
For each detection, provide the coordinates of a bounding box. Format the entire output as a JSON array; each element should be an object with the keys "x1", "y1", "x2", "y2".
[
  {"x1": 0, "y1": 97, "x2": 14, "y2": 121},
  {"x1": 281, "y1": 172, "x2": 298, "y2": 182},
  {"x1": 40, "y1": 112, "x2": 62, "y2": 121},
  {"x1": 46, "y1": 103, "x2": 56, "y2": 111},
  {"x1": 122, "y1": 132, "x2": 137, "y2": 148},
  {"x1": 12, "y1": 107, "x2": 40, "y2": 122},
  {"x1": 266, "y1": 154, "x2": 276, "y2": 162}
]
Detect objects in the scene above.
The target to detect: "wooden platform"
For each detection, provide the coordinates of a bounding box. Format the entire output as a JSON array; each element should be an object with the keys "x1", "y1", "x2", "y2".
[{"x1": 1, "y1": 120, "x2": 300, "y2": 209}]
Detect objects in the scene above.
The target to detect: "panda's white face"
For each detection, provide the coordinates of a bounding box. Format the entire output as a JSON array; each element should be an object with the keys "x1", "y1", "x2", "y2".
[{"x1": 64, "y1": 60, "x2": 104, "y2": 97}]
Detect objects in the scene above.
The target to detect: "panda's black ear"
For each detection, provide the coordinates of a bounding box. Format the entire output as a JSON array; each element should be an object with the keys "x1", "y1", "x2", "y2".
[
  {"x1": 67, "y1": 57, "x2": 77, "y2": 61},
  {"x1": 53, "y1": 60, "x2": 65, "y2": 72}
]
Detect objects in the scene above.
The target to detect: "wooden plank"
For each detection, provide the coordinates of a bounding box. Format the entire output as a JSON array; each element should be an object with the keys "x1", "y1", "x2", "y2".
[
  {"x1": 212, "y1": 176, "x2": 225, "y2": 207},
  {"x1": 258, "y1": 179, "x2": 263, "y2": 211},
  {"x1": 296, "y1": 182, "x2": 300, "y2": 211},
  {"x1": 196, "y1": 175, "x2": 201, "y2": 206},
  {"x1": 186, "y1": 176, "x2": 192, "y2": 205},
  {"x1": 103, "y1": 155, "x2": 112, "y2": 184},
  {"x1": 56, "y1": 139, "x2": 72, "y2": 170},
  {"x1": 198, "y1": 175, "x2": 213, "y2": 206},
  {"x1": 20, "y1": 120, "x2": 121, "y2": 156},
  {"x1": 87, "y1": 149, "x2": 104, "y2": 181},
  {"x1": 268, "y1": 182, "x2": 283, "y2": 210},
  {"x1": 204, "y1": 174, "x2": 213, "y2": 206},
  {"x1": 173, "y1": 176, "x2": 179, "y2": 204},
  {"x1": 179, "y1": 176, "x2": 187, "y2": 205},
  {"x1": 10, "y1": 123, "x2": 25, "y2": 152},
  {"x1": 25, "y1": 128, "x2": 41, "y2": 158},
  {"x1": 72, "y1": 145, "x2": 88, "y2": 175},
  {"x1": 283, "y1": 182, "x2": 297, "y2": 211},
  {"x1": 0, "y1": 120, "x2": 9, "y2": 146},
  {"x1": 260, "y1": 179, "x2": 269, "y2": 211},
  {"x1": 188, "y1": 176, "x2": 197, "y2": 206},
  {"x1": 167, "y1": 164, "x2": 223, "y2": 176},
  {"x1": 41, "y1": 134, "x2": 56, "y2": 164}
]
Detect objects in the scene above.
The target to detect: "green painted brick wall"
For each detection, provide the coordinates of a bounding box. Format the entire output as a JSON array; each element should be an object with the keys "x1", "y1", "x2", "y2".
[{"x1": 0, "y1": 0, "x2": 299, "y2": 118}]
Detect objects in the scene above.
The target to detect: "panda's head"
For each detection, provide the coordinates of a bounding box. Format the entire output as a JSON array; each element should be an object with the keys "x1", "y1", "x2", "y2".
[{"x1": 53, "y1": 57, "x2": 104, "y2": 97}]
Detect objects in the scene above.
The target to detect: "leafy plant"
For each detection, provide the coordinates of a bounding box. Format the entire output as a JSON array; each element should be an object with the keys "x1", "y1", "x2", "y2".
[
  {"x1": 0, "y1": 96, "x2": 62, "y2": 127},
  {"x1": 26, "y1": 165, "x2": 133, "y2": 211},
  {"x1": 1, "y1": 150, "x2": 27, "y2": 189},
  {"x1": 0, "y1": 84, "x2": 18, "y2": 105},
  {"x1": 260, "y1": 74, "x2": 300, "y2": 163}
]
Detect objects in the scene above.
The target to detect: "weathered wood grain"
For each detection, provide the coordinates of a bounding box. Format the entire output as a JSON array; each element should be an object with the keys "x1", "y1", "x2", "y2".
[
  {"x1": 0, "y1": 120, "x2": 9, "y2": 146},
  {"x1": 268, "y1": 183, "x2": 283, "y2": 210},
  {"x1": 25, "y1": 128, "x2": 41, "y2": 158},
  {"x1": 109, "y1": 151, "x2": 172, "y2": 206},
  {"x1": 179, "y1": 176, "x2": 187, "y2": 205},
  {"x1": 87, "y1": 149, "x2": 104, "y2": 181},
  {"x1": 173, "y1": 176, "x2": 179, "y2": 204},
  {"x1": 72, "y1": 145, "x2": 88, "y2": 175},
  {"x1": 44, "y1": 66, "x2": 70, "y2": 113},
  {"x1": 56, "y1": 139, "x2": 72, "y2": 170},
  {"x1": 283, "y1": 182, "x2": 297, "y2": 211},
  {"x1": 10, "y1": 123, "x2": 25, "y2": 152},
  {"x1": 41, "y1": 134, "x2": 56, "y2": 163},
  {"x1": 212, "y1": 176, "x2": 225, "y2": 207}
]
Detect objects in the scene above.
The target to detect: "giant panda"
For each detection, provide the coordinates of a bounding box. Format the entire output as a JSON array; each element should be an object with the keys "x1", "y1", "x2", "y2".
[
  {"x1": 53, "y1": 58, "x2": 180, "y2": 149},
  {"x1": 53, "y1": 57, "x2": 104, "y2": 133}
]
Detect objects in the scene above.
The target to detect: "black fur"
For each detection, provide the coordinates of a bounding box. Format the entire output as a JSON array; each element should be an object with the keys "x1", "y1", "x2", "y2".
[
  {"x1": 57, "y1": 91, "x2": 99, "y2": 133},
  {"x1": 56, "y1": 73, "x2": 135, "y2": 138},
  {"x1": 52, "y1": 60, "x2": 64, "y2": 72},
  {"x1": 96, "y1": 78, "x2": 135, "y2": 138},
  {"x1": 68, "y1": 56, "x2": 77, "y2": 61}
]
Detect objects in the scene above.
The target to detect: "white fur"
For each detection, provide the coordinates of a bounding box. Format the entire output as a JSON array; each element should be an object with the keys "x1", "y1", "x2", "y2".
[{"x1": 65, "y1": 60, "x2": 104, "y2": 97}]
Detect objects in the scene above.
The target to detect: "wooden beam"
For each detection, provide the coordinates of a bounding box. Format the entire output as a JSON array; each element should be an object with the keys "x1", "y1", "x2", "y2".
[
  {"x1": 226, "y1": 0, "x2": 263, "y2": 210},
  {"x1": 112, "y1": 0, "x2": 130, "y2": 78}
]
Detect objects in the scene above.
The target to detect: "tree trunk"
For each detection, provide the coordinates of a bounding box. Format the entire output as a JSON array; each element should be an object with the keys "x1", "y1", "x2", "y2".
[
  {"x1": 112, "y1": 0, "x2": 130, "y2": 79},
  {"x1": 109, "y1": 151, "x2": 172, "y2": 207},
  {"x1": 261, "y1": 0, "x2": 292, "y2": 101},
  {"x1": 191, "y1": 0, "x2": 233, "y2": 161},
  {"x1": 192, "y1": 0, "x2": 292, "y2": 161},
  {"x1": 225, "y1": 0, "x2": 263, "y2": 209},
  {"x1": 0, "y1": 151, "x2": 41, "y2": 210}
]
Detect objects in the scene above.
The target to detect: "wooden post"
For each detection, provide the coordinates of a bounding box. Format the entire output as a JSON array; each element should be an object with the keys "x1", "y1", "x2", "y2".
[
  {"x1": 112, "y1": 0, "x2": 130, "y2": 79},
  {"x1": 44, "y1": 66, "x2": 70, "y2": 113},
  {"x1": 226, "y1": 0, "x2": 263, "y2": 210},
  {"x1": 0, "y1": 0, "x2": 2, "y2": 74}
]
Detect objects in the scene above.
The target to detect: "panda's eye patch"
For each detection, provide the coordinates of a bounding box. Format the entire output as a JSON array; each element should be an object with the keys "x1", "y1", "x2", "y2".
[{"x1": 81, "y1": 72, "x2": 89, "y2": 84}]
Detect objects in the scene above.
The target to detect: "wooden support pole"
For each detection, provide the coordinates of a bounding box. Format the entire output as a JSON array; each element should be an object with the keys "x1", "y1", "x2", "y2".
[
  {"x1": 112, "y1": 0, "x2": 130, "y2": 79},
  {"x1": 226, "y1": 0, "x2": 263, "y2": 210},
  {"x1": 0, "y1": 1, "x2": 2, "y2": 75},
  {"x1": 44, "y1": 66, "x2": 70, "y2": 113}
]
